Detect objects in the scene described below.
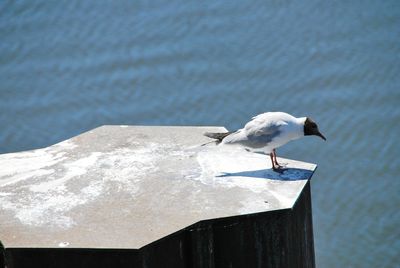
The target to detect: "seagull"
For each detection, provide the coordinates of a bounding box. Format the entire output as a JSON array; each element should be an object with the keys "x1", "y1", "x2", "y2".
[{"x1": 203, "y1": 112, "x2": 326, "y2": 171}]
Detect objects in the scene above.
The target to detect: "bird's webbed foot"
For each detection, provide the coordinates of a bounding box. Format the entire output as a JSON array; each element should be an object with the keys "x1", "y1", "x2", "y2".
[{"x1": 272, "y1": 164, "x2": 287, "y2": 173}]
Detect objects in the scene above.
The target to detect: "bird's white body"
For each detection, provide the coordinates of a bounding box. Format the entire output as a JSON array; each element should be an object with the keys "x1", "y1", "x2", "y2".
[{"x1": 221, "y1": 112, "x2": 306, "y2": 154}]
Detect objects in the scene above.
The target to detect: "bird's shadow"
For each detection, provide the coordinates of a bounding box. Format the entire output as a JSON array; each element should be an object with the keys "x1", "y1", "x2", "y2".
[{"x1": 216, "y1": 168, "x2": 313, "y2": 181}]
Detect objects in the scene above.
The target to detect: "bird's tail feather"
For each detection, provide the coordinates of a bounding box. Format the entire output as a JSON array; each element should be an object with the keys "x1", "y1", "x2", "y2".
[{"x1": 202, "y1": 132, "x2": 232, "y2": 145}]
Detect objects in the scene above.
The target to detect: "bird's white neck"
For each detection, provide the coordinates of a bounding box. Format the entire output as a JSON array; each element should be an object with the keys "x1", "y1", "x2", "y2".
[
  {"x1": 291, "y1": 117, "x2": 307, "y2": 139},
  {"x1": 297, "y1": 117, "x2": 307, "y2": 126}
]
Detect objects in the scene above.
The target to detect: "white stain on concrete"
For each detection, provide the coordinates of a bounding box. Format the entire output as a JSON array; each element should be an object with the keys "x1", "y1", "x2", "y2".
[
  {"x1": 0, "y1": 151, "x2": 64, "y2": 187},
  {"x1": 52, "y1": 139, "x2": 78, "y2": 150},
  {"x1": 1, "y1": 191, "x2": 85, "y2": 228},
  {"x1": 106, "y1": 142, "x2": 157, "y2": 189},
  {"x1": 29, "y1": 152, "x2": 102, "y2": 193},
  {"x1": 196, "y1": 147, "x2": 274, "y2": 193},
  {"x1": 0, "y1": 140, "x2": 176, "y2": 228},
  {"x1": 58, "y1": 241, "x2": 70, "y2": 247},
  {"x1": 0, "y1": 140, "x2": 77, "y2": 187}
]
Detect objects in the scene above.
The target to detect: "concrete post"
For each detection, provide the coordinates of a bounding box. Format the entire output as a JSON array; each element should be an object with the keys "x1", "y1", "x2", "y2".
[{"x1": 0, "y1": 126, "x2": 316, "y2": 268}]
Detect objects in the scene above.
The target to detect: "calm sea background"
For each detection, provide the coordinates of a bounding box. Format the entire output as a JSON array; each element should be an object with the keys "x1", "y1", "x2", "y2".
[{"x1": 1, "y1": 1, "x2": 399, "y2": 267}]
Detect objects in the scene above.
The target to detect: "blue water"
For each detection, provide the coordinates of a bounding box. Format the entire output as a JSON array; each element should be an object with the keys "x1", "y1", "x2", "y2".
[{"x1": 1, "y1": 1, "x2": 400, "y2": 266}]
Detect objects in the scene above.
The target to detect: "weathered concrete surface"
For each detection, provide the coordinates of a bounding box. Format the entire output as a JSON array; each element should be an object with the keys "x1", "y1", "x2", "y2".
[{"x1": 0, "y1": 125, "x2": 316, "y2": 267}]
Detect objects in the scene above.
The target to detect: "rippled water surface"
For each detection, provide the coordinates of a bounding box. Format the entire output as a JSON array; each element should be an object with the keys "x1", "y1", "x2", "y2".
[{"x1": 1, "y1": 1, "x2": 399, "y2": 267}]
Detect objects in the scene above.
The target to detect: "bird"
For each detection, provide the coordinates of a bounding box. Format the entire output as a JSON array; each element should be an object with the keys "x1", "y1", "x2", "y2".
[{"x1": 203, "y1": 112, "x2": 326, "y2": 171}]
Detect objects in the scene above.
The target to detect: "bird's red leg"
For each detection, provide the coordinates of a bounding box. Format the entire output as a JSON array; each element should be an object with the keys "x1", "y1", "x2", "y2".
[
  {"x1": 273, "y1": 149, "x2": 280, "y2": 166},
  {"x1": 270, "y1": 153, "x2": 277, "y2": 170},
  {"x1": 270, "y1": 149, "x2": 284, "y2": 171}
]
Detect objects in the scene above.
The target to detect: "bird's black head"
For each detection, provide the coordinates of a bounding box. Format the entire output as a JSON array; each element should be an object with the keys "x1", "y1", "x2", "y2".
[{"x1": 304, "y1": 117, "x2": 326, "y2": 141}]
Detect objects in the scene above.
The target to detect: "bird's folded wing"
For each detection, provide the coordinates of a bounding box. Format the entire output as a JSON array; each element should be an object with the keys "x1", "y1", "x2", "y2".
[{"x1": 244, "y1": 119, "x2": 287, "y2": 137}]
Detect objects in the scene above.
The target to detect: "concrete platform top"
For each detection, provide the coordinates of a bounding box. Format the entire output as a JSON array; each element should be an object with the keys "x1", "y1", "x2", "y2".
[{"x1": 0, "y1": 125, "x2": 316, "y2": 249}]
